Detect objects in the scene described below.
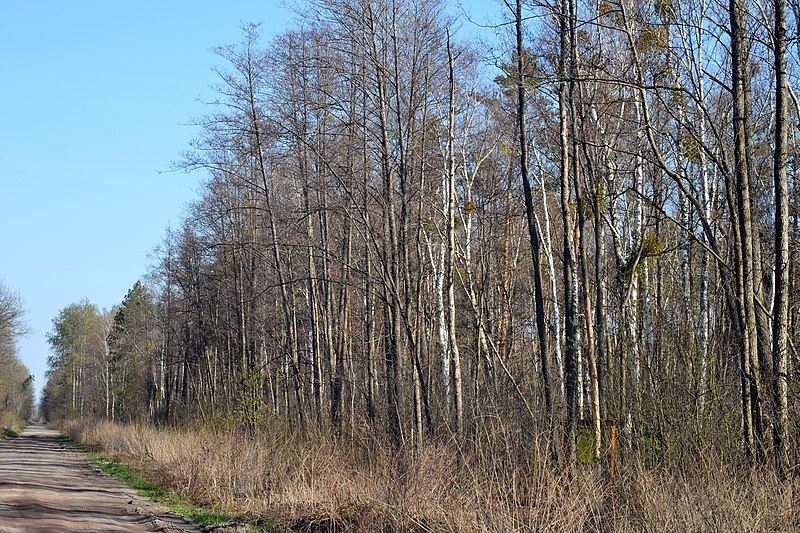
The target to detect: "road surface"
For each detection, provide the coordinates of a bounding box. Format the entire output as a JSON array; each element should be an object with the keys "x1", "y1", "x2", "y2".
[{"x1": 0, "y1": 425, "x2": 205, "y2": 533}]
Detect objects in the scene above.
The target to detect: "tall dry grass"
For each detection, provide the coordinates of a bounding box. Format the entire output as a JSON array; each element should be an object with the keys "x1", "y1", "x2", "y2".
[{"x1": 63, "y1": 419, "x2": 799, "y2": 532}]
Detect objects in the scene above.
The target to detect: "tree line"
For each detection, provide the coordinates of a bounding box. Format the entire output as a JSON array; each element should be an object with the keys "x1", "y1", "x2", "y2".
[
  {"x1": 43, "y1": 0, "x2": 800, "y2": 477},
  {"x1": 0, "y1": 281, "x2": 34, "y2": 427}
]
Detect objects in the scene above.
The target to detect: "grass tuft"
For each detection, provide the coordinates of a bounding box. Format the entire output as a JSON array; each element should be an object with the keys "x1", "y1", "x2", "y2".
[{"x1": 2, "y1": 427, "x2": 20, "y2": 439}]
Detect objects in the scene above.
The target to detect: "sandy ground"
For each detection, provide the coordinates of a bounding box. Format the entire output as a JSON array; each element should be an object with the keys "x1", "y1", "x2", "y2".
[{"x1": 0, "y1": 425, "x2": 206, "y2": 533}]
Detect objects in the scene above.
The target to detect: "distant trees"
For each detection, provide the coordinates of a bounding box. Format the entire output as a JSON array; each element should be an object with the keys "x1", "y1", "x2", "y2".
[
  {"x1": 42, "y1": 301, "x2": 109, "y2": 420},
  {"x1": 41, "y1": 286, "x2": 162, "y2": 423},
  {"x1": 0, "y1": 281, "x2": 33, "y2": 426},
  {"x1": 107, "y1": 282, "x2": 160, "y2": 421},
  {"x1": 0, "y1": 281, "x2": 26, "y2": 349},
  {"x1": 41, "y1": 0, "x2": 800, "y2": 481}
]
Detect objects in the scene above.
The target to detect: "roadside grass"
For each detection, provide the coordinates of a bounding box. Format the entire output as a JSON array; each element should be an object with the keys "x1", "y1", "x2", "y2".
[
  {"x1": 58, "y1": 419, "x2": 612, "y2": 531},
  {"x1": 0, "y1": 412, "x2": 25, "y2": 439},
  {"x1": 61, "y1": 434, "x2": 271, "y2": 531},
  {"x1": 60, "y1": 419, "x2": 800, "y2": 532},
  {"x1": 1, "y1": 427, "x2": 20, "y2": 439}
]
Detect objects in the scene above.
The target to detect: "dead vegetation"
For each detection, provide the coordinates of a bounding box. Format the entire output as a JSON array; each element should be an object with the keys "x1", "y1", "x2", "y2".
[{"x1": 63, "y1": 419, "x2": 799, "y2": 532}]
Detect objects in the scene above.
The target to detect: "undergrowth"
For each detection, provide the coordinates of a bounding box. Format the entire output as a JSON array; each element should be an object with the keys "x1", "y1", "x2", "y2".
[
  {"x1": 63, "y1": 433, "x2": 251, "y2": 530},
  {"x1": 61, "y1": 419, "x2": 800, "y2": 532},
  {"x1": 0, "y1": 411, "x2": 25, "y2": 439}
]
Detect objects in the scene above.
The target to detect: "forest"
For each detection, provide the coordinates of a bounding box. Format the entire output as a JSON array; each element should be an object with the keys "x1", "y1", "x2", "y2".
[
  {"x1": 0, "y1": 281, "x2": 35, "y2": 434},
  {"x1": 39, "y1": 0, "x2": 800, "y2": 529}
]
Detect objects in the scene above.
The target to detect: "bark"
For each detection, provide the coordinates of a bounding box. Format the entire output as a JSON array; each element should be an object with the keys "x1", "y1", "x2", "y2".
[
  {"x1": 559, "y1": 0, "x2": 580, "y2": 465},
  {"x1": 514, "y1": 0, "x2": 555, "y2": 447},
  {"x1": 368, "y1": 2, "x2": 403, "y2": 446},
  {"x1": 533, "y1": 147, "x2": 565, "y2": 402},
  {"x1": 730, "y1": 0, "x2": 760, "y2": 460},
  {"x1": 772, "y1": 0, "x2": 791, "y2": 479},
  {"x1": 576, "y1": 154, "x2": 602, "y2": 461},
  {"x1": 446, "y1": 32, "x2": 464, "y2": 438}
]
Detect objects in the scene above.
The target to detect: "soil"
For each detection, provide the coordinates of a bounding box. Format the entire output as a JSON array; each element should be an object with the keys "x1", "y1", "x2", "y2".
[{"x1": 0, "y1": 425, "x2": 206, "y2": 533}]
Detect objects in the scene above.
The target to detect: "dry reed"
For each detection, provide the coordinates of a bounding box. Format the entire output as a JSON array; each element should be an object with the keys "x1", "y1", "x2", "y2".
[{"x1": 62, "y1": 419, "x2": 799, "y2": 532}]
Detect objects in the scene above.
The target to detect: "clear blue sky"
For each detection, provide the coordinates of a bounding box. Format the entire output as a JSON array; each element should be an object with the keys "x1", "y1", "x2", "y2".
[{"x1": 0, "y1": 1, "x2": 497, "y2": 400}]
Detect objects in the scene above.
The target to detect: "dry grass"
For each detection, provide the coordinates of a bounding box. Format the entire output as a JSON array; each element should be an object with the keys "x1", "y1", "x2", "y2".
[
  {"x1": 614, "y1": 459, "x2": 800, "y2": 532},
  {"x1": 62, "y1": 419, "x2": 800, "y2": 532}
]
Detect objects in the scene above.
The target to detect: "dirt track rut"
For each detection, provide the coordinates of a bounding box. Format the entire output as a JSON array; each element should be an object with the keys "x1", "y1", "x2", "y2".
[{"x1": 0, "y1": 425, "x2": 204, "y2": 533}]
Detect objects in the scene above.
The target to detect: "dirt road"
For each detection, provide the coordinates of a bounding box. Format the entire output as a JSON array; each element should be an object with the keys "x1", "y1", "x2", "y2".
[{"x1": 0, "y1": 425, "x2": 204, "y2": 533}]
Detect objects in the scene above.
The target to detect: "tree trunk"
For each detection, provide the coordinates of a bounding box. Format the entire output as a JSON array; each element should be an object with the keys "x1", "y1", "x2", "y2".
[
  {"x1": 559, "y1": 0, "x2": 580, "y2": 466},
  {"x1": 514, "y1": 0, "x2": 555, "y2": 451},
  {"x1": 730, "y1": 0, "x2": 760, "y2": 460},
  {"x1": 446, "y1": 32, "x2": 464, "y2": 438},
  {"x1": 772, "y1": 0, "x2": 791, "y2": 478}
]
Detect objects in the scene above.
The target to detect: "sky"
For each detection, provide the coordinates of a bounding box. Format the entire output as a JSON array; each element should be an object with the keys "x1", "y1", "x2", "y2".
[{"x1": 0, "y1": 1, "x2": 497, "y2": 400}]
